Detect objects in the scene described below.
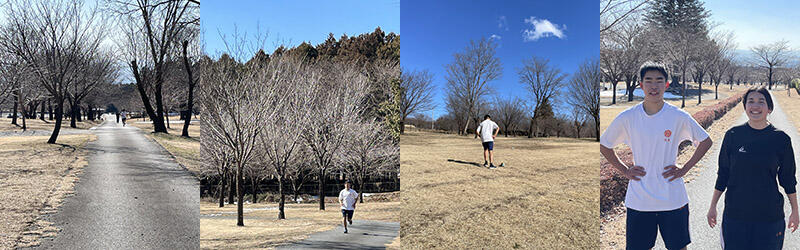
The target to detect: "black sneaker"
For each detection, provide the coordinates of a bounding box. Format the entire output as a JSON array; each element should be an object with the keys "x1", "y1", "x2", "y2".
[
  {"x1": 483, "y1": 162, "x2": 488, "y2": 168},
  {"x1": 344, "y1": 229, "x2": 348, "y2": 234},
  {"x1": 349, "y1": 220, "x2": 353, "y2": 225},
  {"x1": 489, "y1": 164, "x2": 496, "y2": 169}
]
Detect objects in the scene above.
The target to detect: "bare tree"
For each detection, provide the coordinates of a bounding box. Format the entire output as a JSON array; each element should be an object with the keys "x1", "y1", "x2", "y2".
[
  {"x1": 493, "y1": 96, "x2": 525, "y2": 137},
  {"x1": 303, "y1": 62, "x2": 370, "y2": 210},
  {"x1": 600, "y1": 0, "x2": 650, "y2": 35},
  {"x1": 444, "y1": 38, "x2": 502, "y2": 135},
  {"x1": 1, "y1": 0, "x2": 107, "y2": 143},
  {"x1": 566, "y1": 58, "x2": 601, "y2": 141},
  {"x1": 340, "y1": 120, "x2": 398, "y2": 203},
  {"x1": 108, "y1": 0, "x2": 199, "y2": 133},
  {"x1": 751, "y1": 40, "x2": 792, "y2": 90},
  {"x1": 198, "y1": 52, "x2": 277, "y2": 226},
  {"x1": 400, "y1": 68, "x2": 435, "y2": 134},
  {"x1": 518, "y1": 56, "x2": 567, "y2": 138}
]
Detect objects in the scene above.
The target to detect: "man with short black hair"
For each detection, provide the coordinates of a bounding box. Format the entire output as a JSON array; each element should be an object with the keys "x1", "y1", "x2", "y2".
[
  {"x1": 477, "y1": 114, "x2": 500, "y2": 169},
  {"x1": 601, "y1": 61, "x2": 713, "y2": 250},
  {"x1": 338, "y1": 181, "x2": 358, "y2": 233}
]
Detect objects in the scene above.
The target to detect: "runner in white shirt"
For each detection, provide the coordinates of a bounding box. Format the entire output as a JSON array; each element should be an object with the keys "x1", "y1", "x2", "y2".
[
  {"x1": 476, "y1": 115, "x2": 500, "y2": 169},
  {"x1": 120, "y1": 110, "x2": 128, "y2": 127},
  {"x1": 600, "y1": 62, "x2": 713, "y2": 250},
  {"x1": 338, "y1": 181, "x2": 358, "y2": 233}
]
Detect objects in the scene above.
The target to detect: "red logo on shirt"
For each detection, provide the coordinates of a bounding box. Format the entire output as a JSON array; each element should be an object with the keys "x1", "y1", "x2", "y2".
[{"x1": 664, "y1": 130, "x2": 671, "y2": 142}]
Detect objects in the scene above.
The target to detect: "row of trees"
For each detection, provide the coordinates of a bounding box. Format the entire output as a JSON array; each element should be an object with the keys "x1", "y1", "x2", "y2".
[
  {"x1": 0, "y1": 0, "x2": 200, "y2": 143},
  {"x1": 199, "y1": 29, "x2": 400, "y2": 225},
  {"x1": 601, "y1": 0, "x2": 799, "y2": 108},
  {"x1": 400, "y1": 38, "x2": 600, "y2": 141}
]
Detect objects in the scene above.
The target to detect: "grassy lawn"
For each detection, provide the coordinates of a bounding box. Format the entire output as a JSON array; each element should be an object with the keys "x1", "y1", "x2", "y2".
[
  {"x1": 129, "y1": 116, "x2": 202, "y2": 174},
  {"x1": 0, "y1": 134, "x2": 96, "y2": 249},
  {"x1": 200, "y1": 200, "x2": 400, "y2": 249},
  {"x1": 398, "y1": 130, "x2": 598, "y2": 249}
]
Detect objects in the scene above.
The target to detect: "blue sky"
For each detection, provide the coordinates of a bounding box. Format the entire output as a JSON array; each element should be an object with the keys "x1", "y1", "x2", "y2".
[
  {"x1": 401, "y1": 0, "x2": 599, "y2": 119},
  {"x1": 705, "y1": 0, "x2": 800, "y2": 51},
  {"x1": 201, "y1": 0, "x2": 400, "y2": 59}
]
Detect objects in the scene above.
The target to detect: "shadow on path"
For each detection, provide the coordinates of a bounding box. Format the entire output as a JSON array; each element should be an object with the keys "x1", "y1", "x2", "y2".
[
  {"x1": 446, "y1": 159, "x2": 484, "y2": 168},
  {"x1": 276, "y1": 220, "x2": 399, "y2": 250}
]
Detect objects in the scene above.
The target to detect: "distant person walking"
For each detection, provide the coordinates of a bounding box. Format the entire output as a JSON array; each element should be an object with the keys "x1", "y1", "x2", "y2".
[
  {"x1": 115, "y1": 111, "x2": 120, "y2": 123},
  {"x1": 121, "y1": 110, "x2": 128, "y2": 127},
  {"x1": 338, "y1": 181, "x2": 358, "y2": 233},
  {"x1": 476, "y1": 115, "x2": 500, "y2": 169},
  {"x1": 707, "y1": 87, "x2": 798, "y2": 249}
]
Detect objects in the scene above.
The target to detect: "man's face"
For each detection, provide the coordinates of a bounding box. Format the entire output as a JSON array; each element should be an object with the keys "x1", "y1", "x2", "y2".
[
  {"x1": 744, "y1": 91, "x2": 771, "y2": 122},
  {"x1": 345, "y1": 183, "x2": 351, "y2": 190},
  {"x1": 640, "y1": 70, "x2": 667, "y2": 102}
]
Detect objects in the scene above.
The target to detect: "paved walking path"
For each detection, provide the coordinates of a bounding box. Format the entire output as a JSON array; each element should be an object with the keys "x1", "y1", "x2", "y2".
[
  {"x1": 655, "y1": 93, "x2": 800, "y2": 249},
  {"x1": 31, "y1": 114, "x2": 199, "y2": 249},
  {"x1": 276, "y1": 220, "x2": 399, "y2": 250}
]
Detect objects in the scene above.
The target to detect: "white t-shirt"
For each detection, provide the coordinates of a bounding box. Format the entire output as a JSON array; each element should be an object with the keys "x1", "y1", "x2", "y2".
[
  {"x1": 600, "y1": 102, "x2": 709, "y2": 211},
  {"x1": 477, "y1": 120, "x2": 499, "y2": 142},
  {"x1": 339, "y1": 188, "x2": 358, "y2": 210}
]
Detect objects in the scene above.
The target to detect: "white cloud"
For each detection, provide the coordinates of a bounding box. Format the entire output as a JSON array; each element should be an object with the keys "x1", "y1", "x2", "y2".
[
  {"x1": 490, "y1": 34, "x2": 502, "y2": 40},
  {"x1": 522, "y1": 16, "x2": 566, "y2": 42},
  {"x1": 498, "y1": 16, "x2": 509, "y2": 31}
]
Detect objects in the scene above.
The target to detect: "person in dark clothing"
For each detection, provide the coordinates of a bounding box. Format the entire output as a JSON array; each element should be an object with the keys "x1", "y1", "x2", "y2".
[
  {"x1": 707, "y1": 87, "x2": 799, "y2": 249},
  {"x1": 116, "y1": 112, "x2": 120, "y2": 123}
]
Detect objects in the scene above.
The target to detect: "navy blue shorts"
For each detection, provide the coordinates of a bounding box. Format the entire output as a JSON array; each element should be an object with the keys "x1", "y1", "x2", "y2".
[
  {"x1": 341, "y1": 209, "x2": 354, "y2": 219},
  {"x1": 722, "y1": 217, "x2": 784, "y2": 250},
  {"x1": 626, "y1": 204, "x2": 690, "y2": 250},
  {"x1": 482, "y1": 141, "x2": 494, "y2": 150}
]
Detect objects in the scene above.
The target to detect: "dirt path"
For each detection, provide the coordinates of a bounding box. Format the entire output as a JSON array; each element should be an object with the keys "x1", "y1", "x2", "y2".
[{"x1": 30, "y1": 114, "x2": 199, "y2": 249}]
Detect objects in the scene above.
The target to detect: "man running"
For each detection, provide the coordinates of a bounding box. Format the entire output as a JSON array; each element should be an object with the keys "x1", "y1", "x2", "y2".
[
  {"x1": 121, "y1": 110, "x2": 128, "y2": 127},
  {"x1": 476, "y1": 114, "x2": 500, "y2": 169},
  {"x1": 338, "y1": 181, "x2": 358, "y2": 233},
  {"x1": 600, "y1": 62, "x2": 713, "y2": 250}
]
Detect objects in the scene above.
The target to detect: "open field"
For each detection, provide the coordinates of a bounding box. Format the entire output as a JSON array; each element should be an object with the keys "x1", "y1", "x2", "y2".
[
  {"x1": 200, "y1": 200, "x2": 400, "y2": 249},
  {"x1": 129, "y1": 116, "x2": 202, "y2": 174},
  {"x1": 398, "y1": 130, "x2": 598, "y2": 249},
  {"x1": 0, "y1": 117, "x2": 101, "y2": 132},
  {"x1": 0, "y1": 134, "x2": 96, "y2": 249}
]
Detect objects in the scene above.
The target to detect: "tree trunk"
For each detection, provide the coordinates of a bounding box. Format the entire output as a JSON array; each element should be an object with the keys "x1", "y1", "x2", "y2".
[
  {"x1": 318, "y1": 169, "x2": 326, "y2": 210},
  {"x1": 131, "y1": 60, "x2": 168, "y2": 133},
  {"x1": 236, "y1": 163, "x2": 244, "y2": 226},
  {"x1": 40, "y1": 101, "x2": 45, "y2": 120},
  {"x1": 182, "y1": 41, "x2": 196, "y2": 138},
  {"x1": 681, "y1": 71, "x2": 687, "y2": 108},
  {"x1": 399, "y1": 120, "x2": 405, "y2": 134},
  {"x1": 715, "y1": 84, "x2": 719, "y2": 100},
  {"x1": 47, "y1": 98, "x2": 64, "y2": 144},
  {"x1": 228, "y1": 172, "x2": 235, "y2": 205},
  {"x1": 359, "y1": 181, "x2": 365, "y2": 203},
  {"x1": 165, "y1": 111, "x2": 170, "y2": 129},
  {"x1": 70, "y1": 103, "x2": 78, "y2": 128},
  {"x1": 278, "y1": 177, "x2": 286, "y2": 219},
  {"x1": 11, "y1": 93, "x2": 18, "y2": 125},
  {"x1": 218, "y1": 174, "x2": 225, "y2": 207},
  {"x1": 48, "y1": 99, "x2": 53, "y2": 120},
  {"x1": 611, "y1": 81, "x2": 618, "y2": 105}
]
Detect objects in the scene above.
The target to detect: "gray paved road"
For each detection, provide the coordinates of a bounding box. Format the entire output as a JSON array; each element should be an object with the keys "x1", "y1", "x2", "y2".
[
  {"x1": 655, "y1": 93, "x2": 800, "y2": 249},
  {"x1": 276, "y1": 220, "x2": 399, "y2": 250},
  {"x1": 32, "y1": 114, "x2": 199, "y2": 249}
]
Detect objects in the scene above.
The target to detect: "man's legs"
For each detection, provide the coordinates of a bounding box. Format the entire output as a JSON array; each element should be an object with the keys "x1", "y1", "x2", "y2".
[
  {"x1": 342, "y1": 209, "x2": 349, "y2": 233},
  {"x1": 626, "y1": 207, "x2": 659, "y2": 250},
  {"x1": 488, "y1": 150, "x2": 494, "y2": 165},
  {"x1": 657, "y1": 204, "x2": 691, "y2": 250},
  {"x1": 348, "y1": 211, "x2": 354, "y2": 225},
  {"x1": 483, "y1": 149, "x2": 488, "y2": 166}
]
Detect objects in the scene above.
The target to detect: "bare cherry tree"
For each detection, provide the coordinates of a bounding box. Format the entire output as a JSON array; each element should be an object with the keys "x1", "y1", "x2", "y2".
[
  {"x1": 400, "y1": 68, "x2": 435, "y2": 134},
  {"x1": 1, "y1": 0, "x2": 107, "y2": 143},
  {"x1": 751, "y1": 40, "x2": 792, "y2": 90},
  {"x1": 108, "y1": 0, "x2": 199, "y2": 133},
  {"x1": 518, "y1": 56, "x2": 567, "y2": 138},
  {"x1": 340, "y1": 120, "x2": 399, "y2": 203},
  {"x1": 444, "y1": 38, "x2": 502, "y2": 135},
  {"x1": 566, "y1": 58, "x2": 601, "y2": 141},
  {"x1": 493, "y1": 96, "x2": 525, "y2": 137},
  {"x1": 600, "y1": 0, "x2": 650, "y2": 35}
]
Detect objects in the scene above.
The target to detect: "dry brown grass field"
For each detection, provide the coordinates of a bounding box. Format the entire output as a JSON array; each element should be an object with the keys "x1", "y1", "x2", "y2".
[
  {"x1": 129, "y1": 116, "x2": 202, "y2": 174},
  {"x1": 200, "y1": 200, "x2": 400, "y2": 249},
  {"x1": 0, "y1": 134, "x2": 95, "y2": 249},
  {"x1": 398, "y1": 130, "x2": 598, "y2": 249},
  {"x1": 0, "y1": 117, "x2": 101, "y2": 132}
]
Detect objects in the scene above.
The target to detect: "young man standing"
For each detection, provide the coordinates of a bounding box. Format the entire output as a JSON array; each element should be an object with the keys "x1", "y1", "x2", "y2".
[
  {"x1": 600, "y1": 62, "x2": 713, "y2": 250},
  {"x1": 338, "y1": 181, "x2": 358, "y2": 234},
  {"x1": 476, "y1": 114, "x2": 500, "y2": 169}
]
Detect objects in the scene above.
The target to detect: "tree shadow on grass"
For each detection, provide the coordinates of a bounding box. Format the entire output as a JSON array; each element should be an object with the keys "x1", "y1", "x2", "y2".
[{"x1": 446, "y1": 159, "x2": 484, "y2": 168}]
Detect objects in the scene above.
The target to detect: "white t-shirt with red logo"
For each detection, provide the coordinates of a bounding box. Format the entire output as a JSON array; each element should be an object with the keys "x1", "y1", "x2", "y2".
[{"x1": 601, "y1": 102, "x2": 709, "y2": 211}]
